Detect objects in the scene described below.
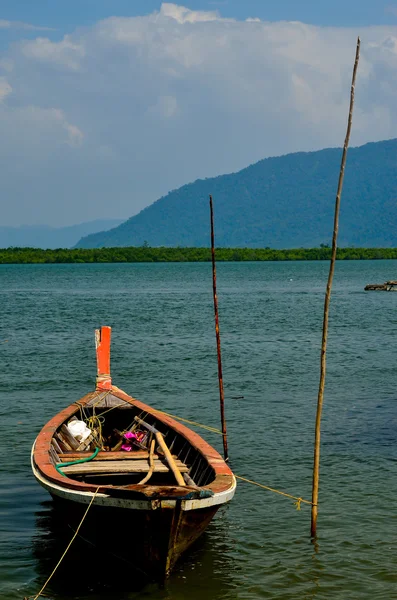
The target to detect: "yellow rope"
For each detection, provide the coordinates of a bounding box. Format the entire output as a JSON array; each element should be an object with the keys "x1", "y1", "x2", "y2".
[
  {"x1": 95, "y1": 403, "x2": 131, "y2": 418},
  {"x1": 27, "y1": 487, "x2": 100, "y2": 600},
  {"x1": 72, "y1": 400, "x2": 312, "y2": 510},
  {"x1": 85, "y1": 415, "x2": 105, "y2": 448},
  {"x1": 74, "y1": 390, "x2": 111, "y2": 415},
  {"x1": 73, "y1": 400, "x2": 86, "y2": 422},
  {"x1": 153, "y1": 409, "x2": 223, "y2": 435},
  {"x1": 89, "y1": 391, "x2": 112, "y2": 410},
  {"x1": 154, "y1": 409, "x2": 313, "y2": 509},
  {"x1": 75, "y1": 395, "x2": 212, "y2": 433},
  {"x1": 235, "y1": 475, "x2": 314, "y2": 509}
]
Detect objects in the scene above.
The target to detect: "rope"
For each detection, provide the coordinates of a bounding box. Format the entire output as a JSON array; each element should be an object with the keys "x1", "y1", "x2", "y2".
[
  {"x1": 74, "y1": 390, "x2": 111, "y2": 415},
  {"x1": 73, "y1": 400, "x2": 89, "y2": 423},
  {"x1": 26, "y1": 487, "x2": 100, "y2": 600},
  {"x1": 71, "y1": 400, "x2": 312, "y2": 509},
  {"x1": 86, "y1": 415, "x2": 105, "y2": 448},
  {"x1": 153, "y1": 409, "x2": 223, "y2": 435},
  {"x1": 235, "y1": 475, "x2": 315, "y2": 509},
  {"x1": 154, "y1": 408, "x2": 313, "y2": 508},
  {"x1": 55, "y1": 447, "x2": 100, "y2": 477}
]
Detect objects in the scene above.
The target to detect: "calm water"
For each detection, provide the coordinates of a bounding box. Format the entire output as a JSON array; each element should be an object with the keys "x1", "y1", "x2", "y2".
[{"x1": 1, "y1": 261, "x2": 397, "y2": 600}]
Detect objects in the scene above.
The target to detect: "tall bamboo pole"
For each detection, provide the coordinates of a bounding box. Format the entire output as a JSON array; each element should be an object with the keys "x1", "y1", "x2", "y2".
[
  {"x1": 311, "y1": 37, "x2": 360, "y2": 538},
  {"x1": 209, "y1": 195, "x2": 229, "y2": 462}
]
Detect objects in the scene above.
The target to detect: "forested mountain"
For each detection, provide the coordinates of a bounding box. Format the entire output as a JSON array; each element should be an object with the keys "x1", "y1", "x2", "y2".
[{"x1": 76, "y1": 139, "x2": 397, "y2": 249}]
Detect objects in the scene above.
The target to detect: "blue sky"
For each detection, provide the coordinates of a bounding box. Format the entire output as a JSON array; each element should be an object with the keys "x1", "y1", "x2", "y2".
[
  {"x1": 2, "y1": 0, "x2": 397, "y2": 29},
  {"x1": 2, "y1": 2, "x2": 397, "y2": 226}
]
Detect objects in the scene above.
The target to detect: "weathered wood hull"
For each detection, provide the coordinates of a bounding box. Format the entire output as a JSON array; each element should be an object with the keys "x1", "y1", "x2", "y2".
[{"x1": 49, "y1": 493, "x2": 220, "y2": 580}]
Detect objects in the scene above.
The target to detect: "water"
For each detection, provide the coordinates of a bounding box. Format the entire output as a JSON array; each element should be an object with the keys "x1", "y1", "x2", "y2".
[{"x1": 1, "y1": 261, "x2": 397, "y2": 600}]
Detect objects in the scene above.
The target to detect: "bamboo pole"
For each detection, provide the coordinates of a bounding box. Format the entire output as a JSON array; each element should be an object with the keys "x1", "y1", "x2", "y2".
[
  {"x1": 311, "y1": 37, "x2": 360, "y2": 537},
  {"x1": 155, "y1": 431, "x2": 186, "y2": 487},
  {"x1": 209, "y1": 195, "x2": 229, "y2": 462}
]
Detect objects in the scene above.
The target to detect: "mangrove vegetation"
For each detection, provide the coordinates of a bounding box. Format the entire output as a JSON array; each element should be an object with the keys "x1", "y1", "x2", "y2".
[{"x1": 2, "y1": 246, "x2": 397, "y2": 264}]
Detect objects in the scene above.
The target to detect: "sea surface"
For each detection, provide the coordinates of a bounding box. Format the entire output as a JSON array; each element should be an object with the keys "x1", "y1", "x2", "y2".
[{"x1": 1, "y1": 261, "x2": 397, "y2": 600}]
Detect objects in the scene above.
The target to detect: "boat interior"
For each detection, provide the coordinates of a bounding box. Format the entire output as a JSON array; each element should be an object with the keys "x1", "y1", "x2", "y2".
[{"x1": 48, "y1": 392, "x2": 215, "y2": 489}]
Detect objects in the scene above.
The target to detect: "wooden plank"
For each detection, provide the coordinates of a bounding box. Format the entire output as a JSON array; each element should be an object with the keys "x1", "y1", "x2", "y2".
[
  {"x1": 60, "y1": 425, "x2": 80, "y2": 450},
  {"x1": 76, "y1": 436, "x2": 93, "y2": 452},
  {"x1": 49, "y1": 445, "x2": 59, "y2": 466},
  {"x1": 59, "y1": 459, "x2": 188, "y2": 475},
  {"x1": 58, "y1": 450, "x2": 152, "y2": 461},
  {"x1": 55, "y1": 431, "x2": 72, "y2": 452},
  {"x1": 86, "y1": 394, "x2": 130, "y2": 408},
  {"x1": 76, "y1": 429, "x2": 98, "y2": 452},
  {"x1": 51, "y1": 437, "x2": 62, "y2": 454},
  {"x1": 58, "y1": 458, "x2": 188, "y2": 473}
]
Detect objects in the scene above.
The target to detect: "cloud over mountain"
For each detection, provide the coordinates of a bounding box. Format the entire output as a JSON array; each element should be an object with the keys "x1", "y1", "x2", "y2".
[{"x1": 1, "y1": 3, "x2": 397, "y2": 226}]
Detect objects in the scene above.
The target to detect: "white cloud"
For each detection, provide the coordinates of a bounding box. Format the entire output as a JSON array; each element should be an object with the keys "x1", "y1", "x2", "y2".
[
  {"x1": 0, "y1": 19, "x2": 55, "y2": 31},
  {"x1": 2, "y1": 3, "x2": 397, "y2": 226},
  {"x1": 0, "y1": 105, "x2": 83, "y2": 153},
  {"x1": 21, "y1": 36, "x2": 85, "y2": 70},
  {"x1": 159, "y1": 3, "x2": 220, "y2": 23},
  {"x1": 0, "y1": 77, "x2": 12, "y2": 101},
  {"x1": 65, "y1": 122, "x2": 84, "y2": 146}
]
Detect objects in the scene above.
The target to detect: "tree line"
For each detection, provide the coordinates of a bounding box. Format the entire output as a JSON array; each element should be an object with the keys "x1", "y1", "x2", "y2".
[{"x1": 2, "y1": 246, "x2": 397, "y2": 264}]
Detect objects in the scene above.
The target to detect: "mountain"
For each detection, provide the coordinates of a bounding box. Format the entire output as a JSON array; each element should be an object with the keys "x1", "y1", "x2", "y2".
[
  {"x1": 1, "y1": 219, "x2": 124, "y2": 249},
  {"x1": 77, "y1": 139, "x2": 397, "y2": 249}
]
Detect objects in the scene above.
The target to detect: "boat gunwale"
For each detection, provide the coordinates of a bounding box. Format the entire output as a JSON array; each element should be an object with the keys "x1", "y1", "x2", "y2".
[{"x1": 33, "y1": 386, "x2": 234, "y2": 498}]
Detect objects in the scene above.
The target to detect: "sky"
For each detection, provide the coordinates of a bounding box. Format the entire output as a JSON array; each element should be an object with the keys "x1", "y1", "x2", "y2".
[{"x1": 2, "y1": 1, "x2": 397, "y2": 226}]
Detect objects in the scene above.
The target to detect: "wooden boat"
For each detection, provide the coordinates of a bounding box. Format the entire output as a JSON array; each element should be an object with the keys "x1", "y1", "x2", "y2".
[
  {"x1": 31, "y1": 326, "x2": 236, "y2": 580},
  {"x1": 364, "y1": 280, "x2": 397, "y2": 291}
]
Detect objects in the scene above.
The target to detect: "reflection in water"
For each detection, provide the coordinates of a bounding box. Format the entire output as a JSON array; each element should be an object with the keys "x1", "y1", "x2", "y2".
[
  {"x1": 32, "y1": 500, "x2": 150, "y2": 597},
  {"x1": 31, "y1": 499, "x2": 239, "y2": 599}
]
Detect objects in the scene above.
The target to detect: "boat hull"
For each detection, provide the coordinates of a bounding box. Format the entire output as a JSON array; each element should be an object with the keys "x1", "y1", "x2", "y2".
[
  {"x1": 49, "y1": 493, "x2": 220, "y2": 580},
  {"x1": 32, "y1": 447, "x2": 235, "y2": 580}
]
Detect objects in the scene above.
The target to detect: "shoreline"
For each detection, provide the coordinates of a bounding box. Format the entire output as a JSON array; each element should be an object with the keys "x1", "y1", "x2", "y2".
[{"x1": 2, "y1": 246, "x2": 397, "y2": 264}]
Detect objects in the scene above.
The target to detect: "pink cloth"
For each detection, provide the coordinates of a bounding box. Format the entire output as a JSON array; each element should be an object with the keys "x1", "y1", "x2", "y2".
[{"x1": 121, "y1": 431, "x2": 146, "y2": 451}]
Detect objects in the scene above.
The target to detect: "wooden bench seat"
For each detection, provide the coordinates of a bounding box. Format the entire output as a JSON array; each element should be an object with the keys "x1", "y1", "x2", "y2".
[
  {"x1": 58, "y1": 458, "x2": 189, "y2": 475},
  {"x1": 58, "y1": 451, "x2": 152, "y2": 462}
]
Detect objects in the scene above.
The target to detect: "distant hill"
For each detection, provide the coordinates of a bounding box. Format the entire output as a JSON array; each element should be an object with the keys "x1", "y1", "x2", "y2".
[
  {"x1": 76, "y1": 139, "x2": 397, "y2": 249},
  {"x1": 0, "y1": 219, "x2": 123, "y2": 249}
]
